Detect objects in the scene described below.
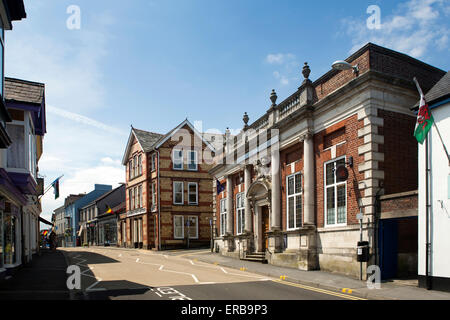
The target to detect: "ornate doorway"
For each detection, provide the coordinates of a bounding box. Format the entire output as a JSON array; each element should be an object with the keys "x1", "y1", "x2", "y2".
[{"x1": 261, "y1": 206, "x2": 270, "y2": 251}]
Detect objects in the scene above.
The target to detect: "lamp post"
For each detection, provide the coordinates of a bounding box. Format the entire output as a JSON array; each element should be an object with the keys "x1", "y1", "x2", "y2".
[{"x1": 331, "y1": 60, "x2": 359, "y2": 75}]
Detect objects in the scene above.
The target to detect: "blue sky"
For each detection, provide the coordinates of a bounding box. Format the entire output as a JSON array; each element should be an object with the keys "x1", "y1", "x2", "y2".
[{"x1": 5, "y1": 0, "x2": 449, "y2": 227}]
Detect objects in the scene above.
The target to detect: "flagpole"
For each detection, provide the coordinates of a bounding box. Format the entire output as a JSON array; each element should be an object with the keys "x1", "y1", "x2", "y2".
[
  {"x1": 413, "y1": 77, "x2": 450, "y2": 165},
  {"x1": 425, "y1": 135, "x2": 431, "y2": 290},
  {"x1": 38, "y1": 175, "x2": 64, "y2": 200}
]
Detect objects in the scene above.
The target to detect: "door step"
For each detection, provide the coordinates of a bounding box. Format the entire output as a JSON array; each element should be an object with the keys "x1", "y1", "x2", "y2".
[{"x1": 242, "y1": 252, "x2": 268, "y2": 263}]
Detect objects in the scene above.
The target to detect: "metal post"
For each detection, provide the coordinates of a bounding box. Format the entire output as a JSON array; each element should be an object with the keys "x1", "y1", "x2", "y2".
[
  {"x1": 425, "y1": 136, "x2": 431, "y2": 290},
  {"x1": 187, "y1": 219, "x2": 190, "y2": 249}
]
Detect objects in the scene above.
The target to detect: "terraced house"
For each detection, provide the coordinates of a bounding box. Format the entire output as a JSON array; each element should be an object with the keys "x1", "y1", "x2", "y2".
[
  {"x1": 210, "y1": 43, "x2": 446, "y2": 280},
  {"x1": 120, "y1": 119, "x2": 216, "y2": 250}
]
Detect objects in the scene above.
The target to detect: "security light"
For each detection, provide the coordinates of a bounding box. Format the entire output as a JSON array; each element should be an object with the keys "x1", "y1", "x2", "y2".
[{"x1": 332, "y1": 60, "x2": 359, "y2": 75}]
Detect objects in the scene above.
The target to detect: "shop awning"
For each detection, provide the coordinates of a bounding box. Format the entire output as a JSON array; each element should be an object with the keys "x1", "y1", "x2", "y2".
[{"x1": 39, "y1": 216, "x2": 53, "y2": 226}]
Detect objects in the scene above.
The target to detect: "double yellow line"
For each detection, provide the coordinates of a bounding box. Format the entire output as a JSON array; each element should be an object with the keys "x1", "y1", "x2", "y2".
[{"x1": 273, "y1": 280, "x2": 367, "y2": 300}]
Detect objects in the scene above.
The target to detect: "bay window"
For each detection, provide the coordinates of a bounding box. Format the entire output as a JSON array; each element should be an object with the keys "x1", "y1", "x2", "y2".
[{"x1": 6, "y1": 124, "x2": 25, "y2": 169}]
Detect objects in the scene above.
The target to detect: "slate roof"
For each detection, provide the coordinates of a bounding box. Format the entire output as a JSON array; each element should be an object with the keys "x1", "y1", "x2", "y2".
[
  {"x1": 4, "y1": 77, "x2": 45, "y2": 105},
  {"x1": 412, "y1": 71, "x2": 450, "y2": 109},
  {"x1": 132, "y1": 128, "x2": 164, "y2": 152},
  {"x1": 424, "y1": 71, "x2": 450, "y2": 104}
]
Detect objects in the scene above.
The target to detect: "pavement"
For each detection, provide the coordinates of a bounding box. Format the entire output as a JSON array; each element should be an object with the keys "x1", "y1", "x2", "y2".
[
  {"x1": 177, "y1": 249, "x2": 450, "y2": 300},
  {"x1": 0, "y1": 248, "x2": 70, "y2": 300}
]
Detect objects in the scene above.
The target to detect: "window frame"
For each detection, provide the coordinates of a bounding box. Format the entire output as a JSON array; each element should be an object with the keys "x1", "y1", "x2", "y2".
[
  {"x1": 188, "y1": 182, "x2": 198, "y2": 205},
  {"x1": 173, "y1": 149, "x2": 183, "y2": 170},
  {"x1": 151, "y1": 181, "x2": 157, "y2": 211},
  {"x1": 286, "y1": 172, "x2": 303, "y2": 230},
  {"x1": 186, "y1": 216, "x2": 199, "y2": 239},
  {"x1": 220, "y1": 198, "x2": 227, "y2": 236},
  {"x1": 138, "y1": 154, "x2": 142, "y2": 175},
  {"x1": 187, "y1": 150, "x2": 198, "y2": 171},
  {"x1": 173, "y1": 215, "x2": 184, "y2": 239},
  {"x1": 324, "y1": 156, "x2": 347, "y2": 227},
  {"x1": 236, "y1": 192, "x2": 245, "y2": 235},
  {"x1": 173, "y1": 181, "x2": 184, "y2": 205},
  {"x1": 151, "y1": 153, "x2": 157, "y2": 172}
]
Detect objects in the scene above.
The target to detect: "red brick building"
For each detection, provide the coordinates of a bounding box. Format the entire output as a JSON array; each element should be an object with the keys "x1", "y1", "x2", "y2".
[
  {"x1": 210, "y1": 43, "x2": 445, "y2": 279},
  {"x1": 120, "y1": 119, "x2": 216, "y2": 250}
]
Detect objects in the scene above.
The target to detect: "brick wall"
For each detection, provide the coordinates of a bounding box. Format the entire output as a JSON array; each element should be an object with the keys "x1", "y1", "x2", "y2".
[
  {"x1": 280, "y1": 142, "x2": 304, "y2": 230},
  {"x1": 315, "y1": 114, "x2": 365, "y2": 228},
  {"x1": 379, "y1": 109, "x2": 418, "y2": 194}
]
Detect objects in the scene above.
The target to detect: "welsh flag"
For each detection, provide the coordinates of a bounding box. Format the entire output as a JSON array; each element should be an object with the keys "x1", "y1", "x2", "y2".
[{"x1": 413, "y1": 79, "x2": 434, "y2": 144}]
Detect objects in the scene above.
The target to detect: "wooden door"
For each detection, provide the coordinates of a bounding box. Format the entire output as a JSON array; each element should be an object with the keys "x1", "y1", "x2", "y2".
[{"x1": 262, "y1": 206, "x2": 269, "y2": 251}]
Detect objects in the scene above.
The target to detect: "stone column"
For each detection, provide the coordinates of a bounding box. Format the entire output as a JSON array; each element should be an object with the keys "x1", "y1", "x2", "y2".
[
  {"x1": 226, "y1": 175, "x2": 233, "y2": 235},
  {"x1": 244, "y1": 165, "x2": 252, "y2": 233},
  {"x1": 303, "y1": 131, "x2": 315, "y2": 225},
  {"x1": 271, "y1": 146, "x2": 281, "y2": 230}
]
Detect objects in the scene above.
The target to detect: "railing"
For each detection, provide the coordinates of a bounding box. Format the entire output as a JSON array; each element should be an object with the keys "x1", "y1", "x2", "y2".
[
  {"x1": 278, "y1": 93, "x2": 301, "y2": 119},
  {"x1": 250, "y1": 114, "x2": 269, "y2": 131}
]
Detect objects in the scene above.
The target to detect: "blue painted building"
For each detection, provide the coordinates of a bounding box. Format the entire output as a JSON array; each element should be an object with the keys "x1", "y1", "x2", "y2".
[{"x1": 64, "y1": 184, "x2": 112, "y2": 247}]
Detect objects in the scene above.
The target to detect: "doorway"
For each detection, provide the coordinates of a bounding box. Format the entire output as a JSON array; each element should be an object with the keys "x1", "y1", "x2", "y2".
[{"x1": 261, "y1": 206, "x2": 269, "y2": 251}]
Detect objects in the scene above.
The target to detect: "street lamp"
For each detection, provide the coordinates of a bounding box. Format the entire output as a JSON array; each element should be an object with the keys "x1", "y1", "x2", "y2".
[{"x1": 332, "y1": 60, "x2": 359, "y2": 75}]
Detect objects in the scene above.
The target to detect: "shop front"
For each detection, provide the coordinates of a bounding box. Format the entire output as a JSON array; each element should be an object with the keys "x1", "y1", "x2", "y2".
[
  {"x1": 98, "y1": 215, "x2": 117, "y2": 246},
  {"x1": 2, "y1": 202, "x2": 21, "y2": 268}
]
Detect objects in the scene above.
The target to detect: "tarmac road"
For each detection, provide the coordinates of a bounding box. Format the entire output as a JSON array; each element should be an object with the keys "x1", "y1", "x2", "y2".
[{"x1": 61, "y1": 247, "x2": 364, "y2": 301}]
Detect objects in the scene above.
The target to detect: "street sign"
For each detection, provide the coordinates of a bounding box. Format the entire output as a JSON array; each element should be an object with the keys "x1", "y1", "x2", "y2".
[{"x1": 356, "y1": 213, "x2": 363, "y2": 220}]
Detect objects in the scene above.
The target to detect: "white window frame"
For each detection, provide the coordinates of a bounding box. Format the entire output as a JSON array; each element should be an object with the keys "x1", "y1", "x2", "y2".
[
  {"x1": 324, "y1": 156, "x2": 347, "y2": 227},
  {"x1": 151, "y1": 153, "x2": 157, "y2": 172},
  {"x1": 187, "y1": 150, "x2": 198, "y2": 171},
  {"x1": 220, "y1": 198, "x2": 227, "y2": 236},
  {"x1": 286, "y1": 173, "x2": 303, "y2": 230},
  {"x1": 173, "y1": 181, "x2": 184, "y2": 205},
  {"x1": 188, "y1": 182, "x2": 198, "y2": 205},
  {"x1": 138, "y1": 154, "x2": 142, "y2": 175},
  {"x1": 236, "y1": 192, "x2": 245, "y2": 235},
  {"x1": 173, "y1": 215, "x2": 184, "y2": 239},
  {"x1": 129, "y1": 161, "x2": 133, "y2": 180},
  {"x1": 186, "y1": 216, "x2": 199, "y2": 239},
  {"x1": 151, "y1": 181, "x2": 157, "y2": 211},
  {"x1": 173, "y1": 149, "x2": 183, "y2": 170}
]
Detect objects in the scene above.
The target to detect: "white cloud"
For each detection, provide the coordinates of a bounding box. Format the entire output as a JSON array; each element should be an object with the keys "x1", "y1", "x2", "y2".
[
  {"x1": 47, "y1": 105, "x2": 127, "y2": 136},
  {"x1": 39, "y1": 158, "x2": 125, "y2": 223},
  {"x1": 266, "y1": 53, "x2": 295, "y2": 64},
  {"x1": 2, "y1": 5, "x2": 130, "y2": 228},
  {"x1": 265, "y1": 53, "x2": 300, "y2": 86},
  {"x1": 341, "y1": 0, "x2": 450, "y2": 58}
]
